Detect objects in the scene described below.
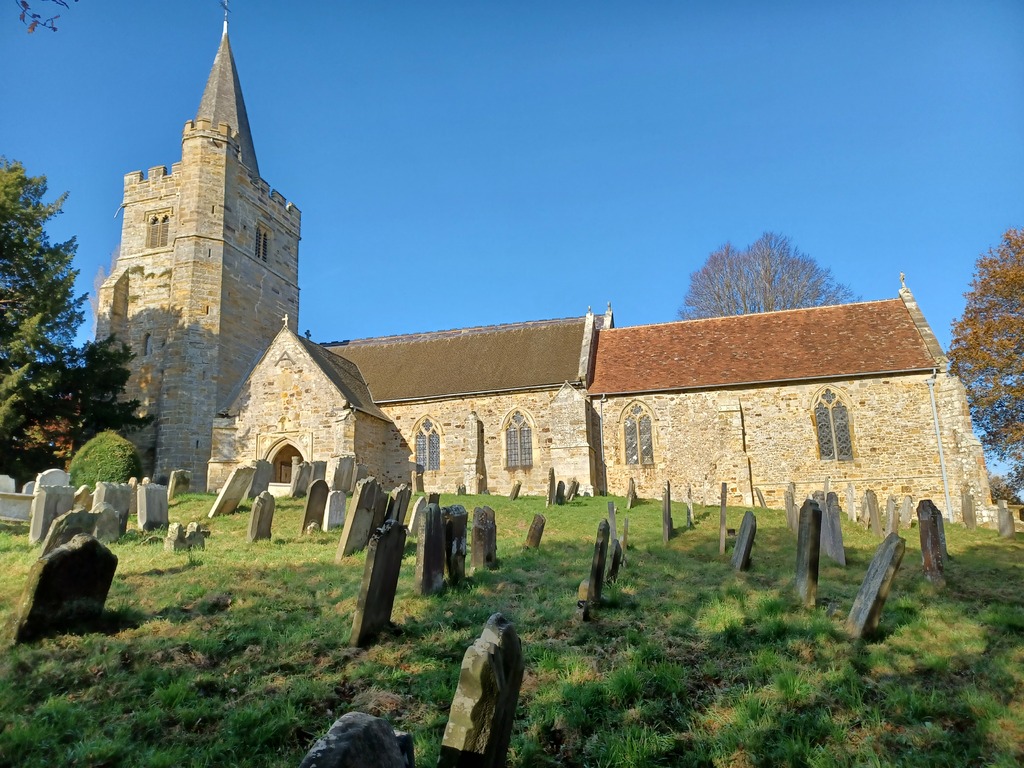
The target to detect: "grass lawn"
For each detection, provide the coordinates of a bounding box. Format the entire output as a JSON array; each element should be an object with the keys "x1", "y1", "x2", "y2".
[{"x1": 1, "y1": 491, "x2": 1022, "y2": 767}]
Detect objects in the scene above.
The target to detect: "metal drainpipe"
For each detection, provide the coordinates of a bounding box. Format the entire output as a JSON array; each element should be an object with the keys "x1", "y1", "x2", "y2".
[
  {"x1": 599, "y1": 394, "x2": 607, "y2": 495},
  {"x1": 927, "y1": 370, "x2": 953, "y2": 516}
]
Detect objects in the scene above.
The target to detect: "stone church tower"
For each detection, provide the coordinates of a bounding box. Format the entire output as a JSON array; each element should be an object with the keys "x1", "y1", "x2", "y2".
[{"x1": 96, "y1": 25, "x2": 300, "y2": 489}]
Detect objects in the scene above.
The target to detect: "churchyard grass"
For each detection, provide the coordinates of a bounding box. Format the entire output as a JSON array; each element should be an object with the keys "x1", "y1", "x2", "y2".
[{"x1": 0, "y1": 491, "x2": 1022, "y2": 766}]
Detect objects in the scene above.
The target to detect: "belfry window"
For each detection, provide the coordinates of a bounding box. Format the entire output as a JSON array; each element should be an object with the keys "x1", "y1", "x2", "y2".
[
  {"x1": 814, "y1": 388, "x2": 854, "y2": 461},
  {"x1": 415, "y1": 418, "x2": 441, "y2": 472},
  {"x1": 505, "y1": 411, "x2": 533, "y2": 469},
  {"x1": 146, "y1": 213, "x2": 170, "y2": 248},
  {"x1": 255, "y1": 224, "x2": 270, "y2": 262},
  {"x1": 624, "y1": 403, "x2": 654, "y2": 465}
]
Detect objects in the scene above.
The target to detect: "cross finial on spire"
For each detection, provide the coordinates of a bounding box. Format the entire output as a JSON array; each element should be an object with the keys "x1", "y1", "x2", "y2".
[
  {"x1": 282, "y1": 313, "x2": 289, "y2": 329},
  {"x1": 221, "y1": 0, "x2": 229, "y2": 35},
  {"x1": 900, "y1": 271, "x2": 907, "y2": 290}
]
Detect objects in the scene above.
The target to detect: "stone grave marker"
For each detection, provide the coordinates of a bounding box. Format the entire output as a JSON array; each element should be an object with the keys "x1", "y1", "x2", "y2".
[
  {"x1": 508, "y1": 480, "x2": 521, "y2": 501},
  {"x1": 471, "y1": 506, "x2": 498, "y2": 571},
  {"x1": 354, "y1": 463, "x2": 370, "y2": 489},
  {"x1": 336, "y1": 477, "x2": 379, "y2": 558},
  {"x1": 370, "y1": 482, "x2": 391, "y2": 531},
  {"x1": 796, "y1": 499, "x2": 823, "y2": 607},
  {"x1": 437, "y1": 613, "x2": 524, "y2": 768},
  {"x1": 525, "y1": 513, "x2": 545, "y2": 548},
  {"x1": 885, "y1": 494, "x2": 900, "y2": 536},
  {"x1": 755, "y1": 488, "x2": 767, "y2": 508},
  {"x1": 916, "y1": 499, "x2": 946, "y2": 587},
  {"x1": 350, "y1": 519, "x2": 407, "y2": 647},
  {"x1": 900, "y1": 495, "x2": 914, "y2": 528},
  {"x1": 719, "y1": 482, "x2": 728, "y2": 555},
  {"x1": 415, "y1": 503, "x2": 445, "y2": 595},
  {"x1": 300, "y1": 478, "x2": 330, "y2": 534},
  {"x1": 812, "y1": 490, "x2": 826, "y2": 510},
  {"x1": 247, "y1": 491, "x2": 275, "y2": 542},
  {"x1": 41, "y1": 508, "x2": 99, "y2": 557},
  {"x1": 246, "y1": 461, "x2": 271, "y2": 499},
  {"x1": 165, "y1": 523, "x2": 201, "y2": 552},
  {"x1": 309, "y1": 460, "x2": 327, "y2": 485},
  {"x1": 208, "y1": 465, "x2": 256, "y2": 518},
  {"x1": 138, "y1": 484, "x2": 169, "y2": 531},
  {"x1": 847, "y1": 533, "x2": 906, "y2": 639},
  {"x1": 29, "y1": 485, "x2": 75, "y2": 544},
  {"x1": 622, "y1": 517, "x2": 629, "y2": 555},
  {"x1": 289, "y1": 461, "x2": 312, "y2": 498},
  {"x1": 7, "y1": 534, "x2": 118, "y2": 644},
  {"x1": 545, "y1": 468, "x2": 556, "y2": 507},
  {"x1": 167, "y1": 469, "x2": 192, "y2": 501},
  {"x1": 784, "y1": 485, "x2": 797, "y2": 532},
  {"x1": 73, "y1": 485, "x2": 92, "y2": 510},
  {"x1": 427, "y1": 492, "x2": 440, "y2": 505},
  {"x1": 820, "y1": 494, "x2": 847, "y2": 566},
  {"x1": 607, "y1": 539, "x2": 623, "y2": 583},
  {"x1": 607, "y1": 501, "x2": 618, "y2": 542},
  {"x1": 935, "y1": 508, "x2": 950, "y2": 560},
  {"x1": 0, "y1": 474, "x2": 15, "y2": 493},
  {"x1": 92, "y1": 482, "x2": 131, "y2": 519},
  {"x1": 36, "y1": 468, "x2": 70, "y2": 488},
  {"x1": 323, "y1": 490, "x2": 346, "y2": 531},
  {"x1": 443, "y1": 505, "x2": 469, "y2": 585},
  {"x1": 412, "y1": 469, "x2": 425, "y2": 493},
  {"x1": 862, "y1": 489, "x2": 878, "y2": 529},
  {"x1": 22, "y1": 481, "x2": 35, "y2": 495},
  {"x1": 626, "y1": 477, "x2": 638, "y2": 510},
  {"x1": 456, "y1": 483, "x2": 467, "y2": 496},
  {"x1": 996, "y1": 500, "x2": 1015, "y2": 539},
  {"x1": 961, "y1": 488, "x2": 977, "y2": 530},
  {"x1": 331, "y1": 455, "x2": 356, "y2": 493},
  {"x1": 731, "y1": 510, "x2": 757, "y2": 571},
  {"x1": 385, "y1": 484, "x2": 412, "y2": 525},
  {"x1": 92, "y1": 502, "x2": 126, "y2": 544},
  {"x1": 554, "y1": 480, "x2": 565, "y2": 505},
  {"x1": 662, "y1": 480, "x2": 673, "y2": 544},
  {"x1": 687, "y1": 484, "x2": 695, "y2": 529},
  {"x1": 407, "y1": 496, "x2": 426, "y2": 536},
  {"x1": 845, "y1": 483, "x2": 857, "y2": 523},
  {"x1": 298, "y1": 712, "x2": 413, "y2": 768},
  {"x1": 585, "y1": 519, "x2": 610, "y2": 604},
  {"x1": 565, "y1": 478, "x2": 580, "y2": 502}
]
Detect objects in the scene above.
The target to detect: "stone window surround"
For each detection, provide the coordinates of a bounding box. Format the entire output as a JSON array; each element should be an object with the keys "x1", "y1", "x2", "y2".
[
  {"x1": 413, "y1": 415, "x2": 442, "y2": 473},
  {"x1": 618, "y1": 399, "x2": 658, "y2": 466},
  {"x1": 501, "y1": 408, "x2": 536, "y2": 470},
  {"x1": 810, "y1": 385, "x2": 856, "y2": 462},
  {"x1": 145, "y1": 208, "x2": 173, "y2": 250},
  {"x1": 255, "y1": 222, "x2": 270, "y2": 262}
]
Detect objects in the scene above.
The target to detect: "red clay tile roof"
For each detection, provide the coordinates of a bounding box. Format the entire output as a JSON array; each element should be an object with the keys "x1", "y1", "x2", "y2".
[
  {"x1": 589, "y1": 299, "x2": 940, "y2": 395},
  {"x1": 323, "y1": 317, "x2": 587, "y2": 402}
]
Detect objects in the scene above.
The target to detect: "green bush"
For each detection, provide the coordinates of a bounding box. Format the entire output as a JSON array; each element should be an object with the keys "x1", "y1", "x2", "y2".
[{"x1": 68, "y1": 431, "x2": 143, "y2": 487}]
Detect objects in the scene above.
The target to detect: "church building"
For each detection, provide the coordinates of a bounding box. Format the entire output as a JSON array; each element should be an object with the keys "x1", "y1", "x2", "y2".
[{"x1": 96, "y1": 27, "x2": 992, "y2": 515}]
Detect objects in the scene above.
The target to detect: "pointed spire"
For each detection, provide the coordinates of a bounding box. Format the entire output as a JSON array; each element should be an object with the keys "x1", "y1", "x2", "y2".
[{"x1": 196, "y1": 30, "x2": 259, "y2": 176}]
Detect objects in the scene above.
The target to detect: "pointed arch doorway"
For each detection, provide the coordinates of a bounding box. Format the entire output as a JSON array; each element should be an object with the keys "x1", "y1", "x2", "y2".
[{"x1": 269, "y1": 442, "x2": 303, "y2": 484}]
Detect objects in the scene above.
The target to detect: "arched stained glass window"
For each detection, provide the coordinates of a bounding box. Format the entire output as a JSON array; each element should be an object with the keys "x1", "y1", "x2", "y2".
[
  {"x1": 624, "y1": 403, "x2": 654, "y2": 465},
  {"x1": 505, "y1": 411, "x2": 533, "y2": 469},
  {"x1": 814, "y1": 388, "x2": 854, "y2": 461},
  {"x1": 415, "y1": 418, "x2": 441, "y2": 472}
]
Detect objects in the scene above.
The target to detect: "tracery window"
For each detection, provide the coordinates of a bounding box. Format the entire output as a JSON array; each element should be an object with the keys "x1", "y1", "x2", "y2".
[
  {"x1": 505, "y1": 411, "x2": 533, "y2": 469},
  {"x1": 814, "y1": 388, "x2": 854, "y2": 461},
  {"x1": 146, "y1": 213, "x2": 170, "y2": 248},
  {"x1": 624, "y1": 403, "x2": 654, "y2": 466},
  {"x1": 255, "y1": 224, "x2": 270, "y2": 262},
  {"x1": 415, "y1": 418, "x2": 441, "y2": 472}
]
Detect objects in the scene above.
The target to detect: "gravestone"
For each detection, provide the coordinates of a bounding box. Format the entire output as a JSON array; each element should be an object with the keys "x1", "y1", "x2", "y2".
[
  {"x1": 309, "y1": 460, "x2": 327, "y2": 485},
  {"x1": 7, "y1": 534, "x2": 118, "y2": 644},
  {"x1": 916, "y1": 499, "x2": 946, "y2": 587},
  {"x1": 554, "y1": 480, "x2": 565, "y2": 505},
  {"x1": 607, "y1": 501, "x2": 618, "y2": 542},
  {"x1": 385, "y1": 484, "x2": 412, "y2": 525},
  {"x1": 565, "y1": 479, "x2": 580, "y2": 503},
  {"x1": 289, "y1": 461, "x2": 312, "y2": 498},
  {"x1": 812, "y1": 490, "x2": 826, "y2": 509},
  {"x1": 863, "y1": 489, "x2": 879, "y2": 531},
  {"x1": 935, "y1": 508, "x2": 950, "y2": 561},
  {"x1": 508, "y1": 480, "x2": 521, "y2": 501},
  {"x1": 795, "y1": 499, "x2": 823, "y2": 607},
  {"x1": 323, "y1": 490, "x2": 346, "y2": 531},
  {"x1": 41, "y1": 508, "x2": 100, "y2": 557},
  {"x1": 607, "y1": 539, "x2": 623, "y2": 583},
  {"x1": 246, "y1": 461, "x2": 271, "y2": 499},
  {"x1": 247, "y1": 491, "x2": 275, "y2": 542},
  {"x1": 300, "y1": 479, "x2": 330, "y2": 534},
  {"x1": 415, "y1": 503, "x2": 445, "y2": 595},
  {"x1": 412, "y1": 470, "x2": 424, "y2": 493},
  {"x1": 92, "y1": 482, "x2": 132, "y2": 519},
  {"x1": 443, "y1": 505, "x2": 469, "y2": 586},
  {"x1": 626, "y1": 477, "x2": 638, "y2": 510},
  {"x1": 336, "y1": 478, "x2": 380, "y2": 558},
  {"x1": 456, "y1": 483, "x2": 467, "y2": 496},
  {"x1": 525, "y1": 513, "x2": 545, "y2": 548},
  {"x1": 208, "y1": 465, "x2": 256, "y2": 517},
  {"x1": 165, "y1": 523, "x2": 193, "y2": 552},
  {"x1": 845, "y1": 483, "x2": 857, "y2": 523},
  {"x1": 126, "y1": 480, "x2": 138, "y2": 524},
  {"x1": 370, "y1": 482, "x2": 391, "y2": 531},
  {"x1": 407, "y1": 496, "x2": 426, "y2": 536},
  {"x1": 22, "y1": 481, "x2": 35, "y2": 495},
  {"x1": 621, "y1": 517, "x2": 629, "y2": 555},
  {"x1": 719, "y1": 482, "x2": 728, "y2": 555},
  {"x1": 997, "y1": 500, "x2": 1015, "y2": 539},
  {"x1": 73, "y1": 485, "x2": 93, "y2": 510},
  {"x1": 820, "y1": 495, "x2": 847, "y2": 566},
  {"x1": 331, "y1": 455, "x2": 356, "y2": 493},
  {"x1": 961, "y1": 488, "x2": 977, "y2": 530},
  {"x1": 36, "y1": 468, "x2": 70, "y2": 488},
  {"x1": 437, "y1": 613, "x2": 524, "y2": 768},
  {"x1": 350, "y1": 519, "x2": 407, "y2": 647},
  {"x1": 900, "y1": 495, "x2": 914, "y2": 528},
  {"x1": 0, "y1": 474, "x2": 15, "y2": 493},
  {"x1": 29, "y1": 485, "x2": 75, "y2": 544},
  {"x1": 847, "y1": 533, "x2": 906, "y2": 639},
  {"x1": 585, "y1": 520, "x2": 610, "y2": 604},
  {"x1": 298, "y1": 712, "x2": 413, "y2": 768},
  {"x1": 885, "y1": 494, "x2": 900, "y2": 536},
  {"x1": 354, "y1": 463, "x2": 370, "y2": 489},
  {"x1": 471, "y1": 506, "x2": 498, "y2": 571},
  {"x1": 427, "y1": 492, "x2": 440, "y2": 505},
  {"x1": 686, "y1": 485, "x2": 695, "y2": 529},
  {"x1": 731, "y1": 510, "x2": 756, "y2": 571},
  {"x1": 141, "y1": 477, "x2": 151, "y2": 485},
  {"x1": 662, "y1": 481, "x2": 673, "y2": 544},
  {"x1": 92, "y1": 502, "x2": 126, "y2": 544},
  {"x1": 755, "y1": 488, "x2": 767, "y2": 508},
  {"x1": 138, "y1": 484, "x2": 169, "y2": 531},
  {"x1": 167, "y1": 469, "x2": 192, "y2": 501},
  {"x1": 545, "y1": 468, "x2": 556, "y2": 507},
  {"x1": 784, "y1": 486, "x2": 797, "y2": 532}
]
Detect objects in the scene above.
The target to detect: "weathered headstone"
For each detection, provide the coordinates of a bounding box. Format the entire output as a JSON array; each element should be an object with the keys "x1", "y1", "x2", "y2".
[
  {"x1": 525, "y1": 513, "x2": 545, "y2": 548},
  {"x1": 246, "y1": 461, "x2": 271, "y2": 499},
  {"x1": 0, "y1": 474, "x2": 15, "y2": 493},
  {"x1": 29, "y1": 485, "x2": 75, "y2": 544},
  {"x1": 731, "y1": 510, "x2": 756, "y2": 571},
  {"x1": 350, "y1": 519, "x2": 407, "y2": 647},
  {"x1": 607, "y1": 501, "x2": 618, "y2": 542},
  {"x1": 719, "y1": 482, "x2": 728, "y2": 555},
  {"x1": 437, "y1": 613, "x2": 524, "y2": 768},
  {"x1": 456, "y1": 483, "x2": 467, "y2": 496},
  {"x1": 208, "y1": 465, "x2": 256, "y2": 518},
  {"x1": 662, "y1": 481, "x2": 673, "y2": 544},
  {"x1": 7, "y1": 534, "x2": 118, "y2": 644},
  {"x1": 92, "y1": 502, "x2": 126, "y2": 544},
  {"x1": 545, "y1": 468, "x2": 556, "y2": 507},
  {"x1": 916, "y1": 499, "x2": 946, "y2": 587},
  {"x1": 126, "y1": 480, "x2": 138, "y2": 524},
  {"x1": 22, "y1": 480, "x2": 35, "y2": 495},
  {"x1": 508, "y1": 480, "x2": 521, "y2": 501},
  {"x1": 298, "y1": 712, "x2": 413, "y2": 768},
  {"x1": 607, "y1": 539, "x2": 623, "y2": 583},
  {"x1": 866, "y1": 490, "x2": 882, "y2": 537},
  {"x1": 164, "y1": 523, "x2": 187, "y2": 551},
  {"x1": 845, "y1": 483, "x2": 857, "y2": 523},
  {"x1": 820, "y1": 495, "x2": 847, "y2": 566},
  {"x1": 754, "y1": 488, "x2": 767, "y2": 508},
  {"x1": 247, "y1": 491, "x2": 275, "y2": 542},
  {"x1": 73, "y1": 484, "x2": 93, "y2": 510},
  {"x1": 622, "y1": 517, "x2": 629, "y2": 555},
  {"x1": 407, "y1": 496, "x2": 426, "y2": 536},
  {"x1": 556, "y1": 481, "x2": 566, "y2": 507},
  {"x1": 885, "y1": 494, "x2": 900, "y2": 536},
  {"x1": 847, "y1": 533, "x2": 906, "y2": 639},
  {"x1": 471, "y1": 506, "x2": 498, "y2": 571},
  {"x1": 309, "y1": 460, "x2": 327, "y2": 486},
  {"x1": 900, "y1": 495, "x2": 914, "y2": 528},
  {"x1": 36, "y1": 468, "x2": 70, "y2": 488},
  {"x1": 323, "y1": 490, "x2": 346, "y2": 531},
  {"x1": 411, "y1": 470, "x2": 424, "y2": 494},
  {"x1": 92, "y1": 482, "x2": 132, "y2": 519},
  {"x1": 961, "y1": 487, "x2": 977, "y2": 530},
  {"x1": 167, "y1": 469, "x2": 192, "y2": 501},
  {"x1": 997, "y1": 500, "x2": 1015, "y2": 539},
  {"x1": 686, "y1": 484, "x2": 695, "y2": 529},
  {"x1": 354, "y1": 463, "x2": 369, "y2": 489},
  {"x1": 565, "y1": 479, "x2": 579, "y2": 503},
  {"x1": 289, "y1": 461, "x2": 312, "y2": 498},
  {"x1": 585, "y1": 520, "x2": 610, "y2": 604},
  {"x1": 336, "y1": 478, "x2": 380, "y2": 558},
  {"x1": 784, "y1": 484, "x2": 797, "y2": 532},
  {"x1": 331, "y1": 455, "x2": 356, "y2": 493},
  {"x1": 795, "y1": 499, "x2": 823, "y2": 607},
  {"x1": 300, "y1": 478, "x2": 330, "y2": 534},
  {"x1": 443, "y1": 505, "x2": 469, "y2": 586},
  {"x1": 427, "y1": 492, "x2": 440, "y2": 505},
  {"x1": 415, "y1": 503, "x2": 446, "y2": 595},
  {"x1": 626, "y1": 477, "x2": 638, "y2": 510},
  {"x1": 812, "y1": 490, "x2": 826, "y2": 510},
  {"x1": 935, "y1": 507, "x2": 950, "y2": 561},
  {"x1": 137, "y1": 484, "x2": 169, "y2": 531},
  {"x1": 41, "y1": 508, "x2": 100, "y2": 557},
  {"x1": 385, "y1": 484, "x2": 412, "y2": 525}
]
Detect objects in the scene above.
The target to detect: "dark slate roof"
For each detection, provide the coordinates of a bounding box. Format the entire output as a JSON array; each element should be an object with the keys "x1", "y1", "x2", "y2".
[
  {"x1": 323, "y1": 317, "x2": 588, "y2": 402},
  {"x1": 197, "y1": 32, "x2": 259, "y2": 176},
  {"x1": 296, "y1": 336, "x2": 390, "y2": 421},
  {"x1": 589, "y1": 299, "x2": 940, "y2": 395}
]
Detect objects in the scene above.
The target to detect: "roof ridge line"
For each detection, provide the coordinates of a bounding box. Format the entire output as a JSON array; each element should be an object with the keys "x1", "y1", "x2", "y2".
[{"x1": 322, "y1": 315, "x2": 586, "y2": 347}]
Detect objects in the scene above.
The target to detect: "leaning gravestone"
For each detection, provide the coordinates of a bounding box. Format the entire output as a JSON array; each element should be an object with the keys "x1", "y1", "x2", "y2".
[
  {"x1": 7, "y1": 534, "x2": 118, "y2": 645},
  {"x1": 754, "y1": 488, "x2": 767, "y2": 508},
  {"x1": 29, "y1": 485, "x2": 75, "y2": 544},
  {"x1": 820, "y1": 494, "x2": 847, "y2": 566},
  {"x1": 662, "y1": 481, "x2": 673, "y2": 544},
  {"x1": 247, "y1": 491, "x2": 275, "y2": 542},
  {"x1": 138, "y1": 484, "x2": 169, "y2": 531},
  {"x1": 41, "y1": 509, "x2": 100, "y2": 557},
  {"x1": 626, "y1": 477, "x2": 638, "y2": 510},
  {"x1": 796, "y1": 499, "x2": 823, "y2": 607},
  {"x1": 565, "y1": 479, "x2": 579, "y2": 503},
  {"x1": 544, "y1": 469, "x2": 556, "y2": 507},
  {"x1": 607, "y1": 539, "x2": 623, "y2": 583},
  {"x1": 900, "y1": 495, "x2": 914, "y2": 528},
  {"x1": 350, "y1": 519, "x2": 407, "y2": 647},
  {"x1": 917, "y1": 499, "x2": 946, "y2": 587},
  {"x1": 369, "y1": 482, "x2": 391, "y2": 531},
  {"x1": 867, "y1": 490, "x2": 883, "y2": 538},
  {"x1": 443, "y1": 505, "x2": 469, "y2": 586},
  {"x1": 331, "y1": 455, "x2": 356, "y2": 493},
  {"x1": 309, "y1": 460, "x2": 328, "y2": 485},
  {"x1": 607, "y1": 501, "x2": 618, "y2": 543},
  {"x1": 471, "y1": 506, "x2": 498, "y2": 571},
  {"x1": 323, "y1": 490, "x2": 346, "y2": 531},
  {"x1": 415, "y1": 503, "x2": 446, "y2": 596},
  {"x1": 961, "y1": 488, "x2": 977, "y2": 530},
  {"x1": 438, "y1": 613, "x2": 524, "y2": 768},
  {"x1": 208, "y1": 465, "x2": 256, "y2": 518},
  {"x1": 167, "y1": 469, "x2": 192, "y2": 501},
  {"x1": 582, "y1": 519, "x2": 610, "y2": 606},
  {"x1": 92, "y1": 502, "x2": 126, "y2": 544},
  {"x1": 92, "y1": 482, "x2": 132, "y2": 519},
  {"x1": 298, "y1": 712, "x2": 413, "y2": 768},
  {"x1": 525, "y1": 513, "x2": 545, "y2": 548},
  {"x1": 508, "y1": 480, "x2": 521, "y2": 501},
  {"x1": 885, "y1": 494, "x2": 900, "y2": 536},
  {"x1": 847, "y1": 533, "x2": 906, "y2": 639},
  {"x1": 300, "y1": 479, "x2": 330, "y2": 534},
  {"x1": 407, "y1": 496, "x2": 426, "y2": 537},
  {"x1": 246, "y1": 461, "x2": 271, "y2": 499},
  {"x1": 997, "y1": 500, "x2": 1015, "y2": 539},
  {"x1": 385, "y1": 484, "x2": 412, "y2": 525},
  {"x1": 73, "y1": 485, "x2": 93, "y2": 510},
  {"x1": 289, "y1": 461, "x2": 312, "y2": 498},
  {"x1": 36, "y1": 468, "x2": 70, "y2": 488},
  {"x1": 731, "y1": 510, "x2": 757, "y2": 572},
  {"x1": 336, "y1": 478, "x2": 380, "y2": 558}
]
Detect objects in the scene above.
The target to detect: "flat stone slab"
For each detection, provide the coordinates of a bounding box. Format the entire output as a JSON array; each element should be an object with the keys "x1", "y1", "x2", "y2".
[{"x1": 208, "y1": 465, "x2": 256, "y2": 518}]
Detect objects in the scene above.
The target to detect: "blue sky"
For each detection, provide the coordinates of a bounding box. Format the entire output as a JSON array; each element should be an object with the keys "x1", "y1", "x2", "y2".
[{"x1": 3, "y1": 0, "x2": 1022, "y2": 354}]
